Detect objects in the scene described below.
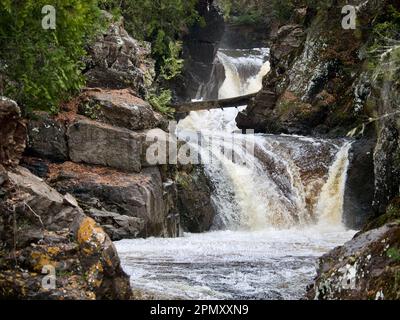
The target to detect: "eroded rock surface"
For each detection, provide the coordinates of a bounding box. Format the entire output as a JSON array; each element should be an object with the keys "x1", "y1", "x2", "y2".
[{"x1": 84, "y1": 15, "x2": 155, "y2": 97}]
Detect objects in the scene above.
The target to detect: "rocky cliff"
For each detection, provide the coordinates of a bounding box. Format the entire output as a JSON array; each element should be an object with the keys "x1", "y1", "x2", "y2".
[{"x1": 237, "y1": 0, "x2": 399, "y2": 299}]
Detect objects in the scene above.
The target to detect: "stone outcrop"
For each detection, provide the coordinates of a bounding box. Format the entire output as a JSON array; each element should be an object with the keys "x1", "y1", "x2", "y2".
[
  {"x1": 0, "y1": 97, "x2": 26, "y2": 168},
  {"x1": 237, "y1": 1, "x2": 388, "y2": 136},
  {"x1": 84, "y1": 13, "x2": 155, "y2": 97},
  {"x1": 0, "y1": 100, "x2": 132, "y2": 299},
  {"x1": 307, "y1": 217, "x2": 400, "y2": 300},
  {"x1": 88, "y1": 209, "x2": 145, "y2": 241},
  {"x1": 171, "y1": 0, "x2": 225, "y2": 100}
]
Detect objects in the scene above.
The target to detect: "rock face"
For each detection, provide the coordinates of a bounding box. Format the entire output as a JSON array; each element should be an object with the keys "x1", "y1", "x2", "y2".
[
  {"x1": 0, "y1": 100, "x2": 132, "y2": 299},
  {"x1": 0, "y1": 97, "x2": 26, "y2": 168},
  {"x1": 84, "y1": 15, "x2": 155, "y2": 97},
  {"x1": 67, "y1": 119, "x2": 143, "y2": 173},
  {"x1": 307, "y1": 220, "x2": 400, "y2": 300},
  {"x1": 88, "y1": 209, "x2": 145, "y2": 241},
  {"x1": 172, "y1": 0, "x2": 225, "y2": 100},
  {"x1": 343, "y1": 134, "x2": 376, "y2": 229},
  {"x1": 177, "y1": 167, "x2": 216, "y2": 233},
  {"x1": 237, "y1": 1, "x2": 388, "y2": 136}
]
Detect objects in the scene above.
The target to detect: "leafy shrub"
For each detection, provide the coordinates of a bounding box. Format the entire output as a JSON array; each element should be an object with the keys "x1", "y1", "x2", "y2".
[
  {"x1": 0, "y1": 0, "x2": 105, "y2": 112},
  {"x1": 146, "y1": 89, "x2": 174, "y2": 116}
]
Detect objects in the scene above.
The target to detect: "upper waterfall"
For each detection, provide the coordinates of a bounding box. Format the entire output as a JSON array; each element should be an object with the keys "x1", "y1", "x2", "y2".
[{"x1": 177, "y1": 47, "x2": 351, "y2": 231}]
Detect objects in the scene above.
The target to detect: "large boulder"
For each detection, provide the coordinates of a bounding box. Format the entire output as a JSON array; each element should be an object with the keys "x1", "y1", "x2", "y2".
[
  {"x1": 67, "y1": 119, "x2": 143, "y2": 173},
  {"x1": 47, "y1": 162, "x2": 175, "y2": 238},
  {"x1": 78, "y1": 89, "x2": 164, "y2": 131},
  {"x1": 84, "y1": 15, "x2": 155, "y2": 97},
  {"x1": 307, "y1": 220, "x2": 400, "y2": 300},
  {"x1": 88, "y1": 208, "x2": 145, "y2": 241},
  {"x1": 0, "y1": 166, "x2": 131, "y2": 299},
  {"x1": 0, "y1": 97, "x2": 26, "y2": 168}
]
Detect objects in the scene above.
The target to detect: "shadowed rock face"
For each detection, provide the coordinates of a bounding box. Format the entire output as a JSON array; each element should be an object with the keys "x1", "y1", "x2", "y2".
[
  {"x1": 177, "y1": 166, "x2": 216, "y2": 233},
  {"x1": 236, "y1": 1, "x2": 390, "y2": 137},
  {"x1": 171, "y1": 0, "x2": 225, "y2": 100}
]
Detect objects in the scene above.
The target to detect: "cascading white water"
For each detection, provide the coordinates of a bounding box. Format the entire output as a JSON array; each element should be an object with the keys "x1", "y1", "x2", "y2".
[
  {"x1": 115, "y1": 47, "x2": 357, "y2": 300},
  {"x1": 178, "y1": 48, "x2": 350, "y2": 230}
]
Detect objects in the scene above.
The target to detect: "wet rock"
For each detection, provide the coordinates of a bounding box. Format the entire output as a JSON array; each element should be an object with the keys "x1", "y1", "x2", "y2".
[
  {"x1": 177, "y1": 166, "x2": 216, "y2": 233},
  {"x1": 67, "y1": 119, "x2": 143, "y2": 173},
  {"x1": 47, "y1": 162, "x2": 173, "y2": 238},
  {"x1": 0, "y1": 97, "x2": 26, "y2": 168},
  {"x1": 88, "y1": 208, "x2": 145, "y2": 241},
  {"x1": 307, "y1": 221, "x2": 400, "y2": 300},
  {"x1": 84, "y1": 16, "x2": 155, "y2": 97},
  {"x1": 78, "y1": 89, "x2": 163, "y2": 131},
  {"x1": 27, "y1": 111, "x2": 68, "y2": 162},
  {"x1": 343, "y1": 134, "x2": 376, "y2": 229}
]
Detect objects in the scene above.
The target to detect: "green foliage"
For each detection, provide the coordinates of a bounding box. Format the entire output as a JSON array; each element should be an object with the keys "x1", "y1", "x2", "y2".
[
  {"x1": 387, "y1": 247, "x2": 400, "y2": 262},
  {"x1": 160, "y1": 41, "x2": 185, "y2": 81},
  {"x1": 146, "y1": 89, "x2": 174, "y2": 116},
  {"x1": 102, "y1": 0, "x2": 201, "y2": 79},
  {"x1": 271, "y1": 0, "x2": 295, "y2": 23},
  {"x1": 0, "y1": 0, "x2": 105, "y2": 112},
  {"x1": 217, "y1": 0, "x2": 270, "y2": 25}
]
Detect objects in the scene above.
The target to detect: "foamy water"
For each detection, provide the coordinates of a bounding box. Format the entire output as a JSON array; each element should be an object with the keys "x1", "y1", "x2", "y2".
[{"x1": 115, "y1": 227, "x2": 356, "y2": 300}]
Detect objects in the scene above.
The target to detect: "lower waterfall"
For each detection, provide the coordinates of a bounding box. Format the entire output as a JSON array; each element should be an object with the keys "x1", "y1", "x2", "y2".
[{"x1": 115, "y1": 47, "x2": 357, "y2": 300}]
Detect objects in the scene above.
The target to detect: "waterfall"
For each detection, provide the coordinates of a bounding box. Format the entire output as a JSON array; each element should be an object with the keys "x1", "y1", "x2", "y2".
[
  {"x1": 178, "y1": 48, "x2": 352, "y2": 230},
  {"x1": 115, "y1": 47, "x2": 357, "y2": 300}
]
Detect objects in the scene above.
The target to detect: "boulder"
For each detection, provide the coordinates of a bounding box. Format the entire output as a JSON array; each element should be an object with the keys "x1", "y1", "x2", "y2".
[
  {"x1": 47, "y1": 162, "x2": 173, "y2": 238},
  {"x1": 84, "y1": 16, "x2": 155, "y2": 97},
  {"x1": 0, "y1": 97, "x2": 26, "y2": 168},
  {"x1": 307, "y1": 221, "x2": 400, "y2": 300},
  {"x1": 67, "y1": 119, "x2": 143, "y2": 173},
  {"x1": 78, "y1": 89, "x2": 163, "y2": 131},
  {"x1": 6, "y1": 166, "x2": 80, "y2": 231},
  {"x1": 88, "y1": 208, "x2": 145, "y2": 241},
  {"x1": 27, "y1": 111, "x2": 68, "y2": 162}
]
